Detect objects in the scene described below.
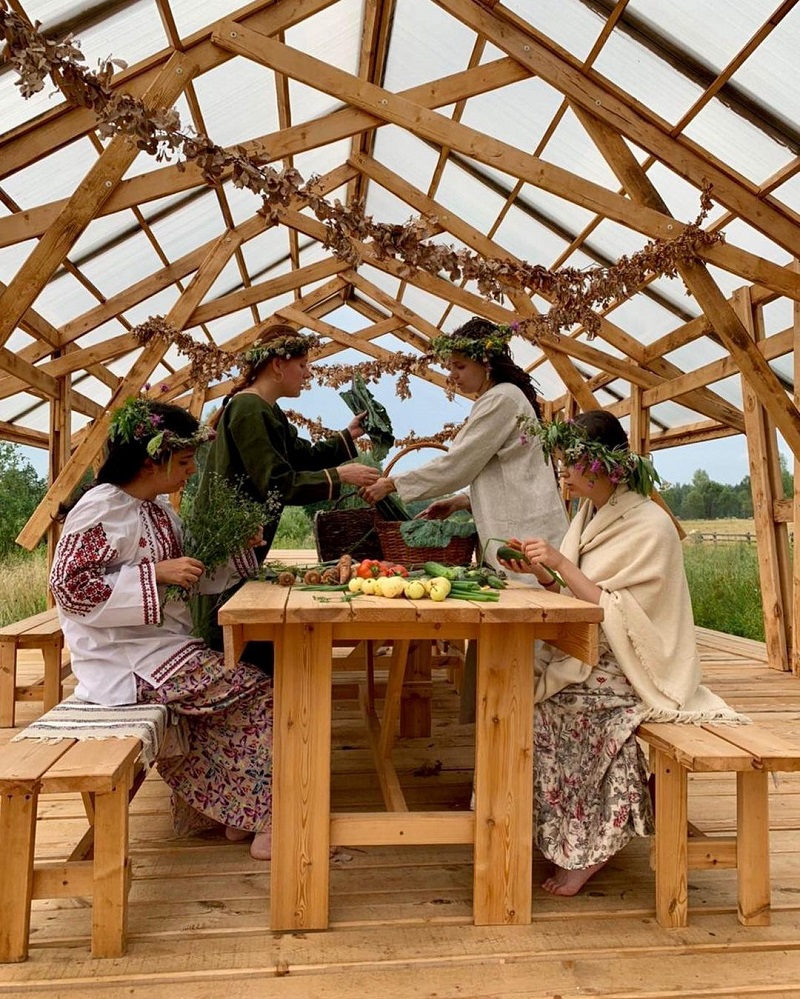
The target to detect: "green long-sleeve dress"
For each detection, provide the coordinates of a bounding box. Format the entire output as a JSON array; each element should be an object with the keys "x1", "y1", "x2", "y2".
[{"x1": 193, "y1": 392, "x2": 358, "y2": 653}]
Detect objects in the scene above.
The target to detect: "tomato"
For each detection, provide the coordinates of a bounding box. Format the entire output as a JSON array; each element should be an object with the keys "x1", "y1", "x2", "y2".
[{"x1": 389, "y1": 564, "x2": 409, "y2": 578}]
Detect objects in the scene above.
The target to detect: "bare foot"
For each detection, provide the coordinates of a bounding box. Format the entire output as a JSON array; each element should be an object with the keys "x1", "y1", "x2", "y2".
[
  {"x1": 225, "y1": 826, "x2": 252, "y2": 843},
  {"x1": 250, "y1": 830, "x2": 272, "y2": 861},
  {"x1": 541, "y1": 861, "x2": 606, "y2": 896}
]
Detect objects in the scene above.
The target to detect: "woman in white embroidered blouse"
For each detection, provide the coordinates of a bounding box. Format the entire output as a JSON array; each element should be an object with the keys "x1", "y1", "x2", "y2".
[{"x1": 50, "y1": 400, "x2": 273, "y2": 860}]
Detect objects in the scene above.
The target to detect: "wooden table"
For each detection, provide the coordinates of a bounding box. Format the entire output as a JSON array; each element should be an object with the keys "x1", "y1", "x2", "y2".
[{"x1": 218, "y1": 582, "x2": 602, "y2": 931}]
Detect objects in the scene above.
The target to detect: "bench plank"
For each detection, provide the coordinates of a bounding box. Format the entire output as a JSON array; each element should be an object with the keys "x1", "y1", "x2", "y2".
[
  {"x1": 638, "y1": 722, "x2": 756, "y2": 772},
  {"x1": 703, "y1": 724, "x2": 800, "y2": 770}
]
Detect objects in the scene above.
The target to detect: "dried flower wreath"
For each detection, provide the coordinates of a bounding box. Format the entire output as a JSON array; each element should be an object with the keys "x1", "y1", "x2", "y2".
[
  {"x1": 520, "y1": 415, "x2": 660, "y2": 497},
  {"x1": 243, "y1": 332, "x2": 319, "y2": 369},
  {"x1": 429, "y1": 322, "x2": 515, "y2": 363},
  {"x1": 108, "y1": 397, "x2": 215, "y2": 460}
]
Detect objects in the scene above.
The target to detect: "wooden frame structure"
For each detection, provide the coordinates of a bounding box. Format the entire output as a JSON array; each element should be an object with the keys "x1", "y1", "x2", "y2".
[{"x1": 1, "y1": 0, "x2": 800, "y2": 670}]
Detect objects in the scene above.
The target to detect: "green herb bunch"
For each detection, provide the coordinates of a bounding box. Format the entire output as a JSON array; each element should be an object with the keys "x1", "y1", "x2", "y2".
[
  {"x1": 520, "y1": 415, "x2": 661, "y2": 498},
  {"x1": 164, "y1": 474, "x2": 281, "y2": 604}
]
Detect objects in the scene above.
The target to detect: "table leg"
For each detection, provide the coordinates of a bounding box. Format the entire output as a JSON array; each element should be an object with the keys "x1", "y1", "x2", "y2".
[
  {"x1": 472, "y1": 624, "x2": 534, "y2": 925},
  {"x1": 270, "y1": 622, "x2": 333, "y2": 931},
  {"x1": 399, "y1": 640, "x2": 432, "y2": 738}
]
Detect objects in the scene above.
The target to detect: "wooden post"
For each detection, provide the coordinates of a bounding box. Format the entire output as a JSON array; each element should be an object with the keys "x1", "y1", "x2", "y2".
[
  {"x1": 793, "y1": 260, "x2": 800, "y2": 676},
  {"x1": 399, "y1": 640, "x2": 432, "y2": 738},
  {"x1": 733, "y1": 287, "x2": 791, "y2": 670},
  {"x1": 46, "y1": 366, "x2": 72, "y2": 601}
]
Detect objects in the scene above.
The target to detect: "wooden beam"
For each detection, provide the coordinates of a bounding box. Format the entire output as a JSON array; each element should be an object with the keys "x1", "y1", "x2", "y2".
[
  {"x1": 436, "y1": 0, "x2": 800, "y2": 258},
  {"x1": 16, "y1": 227, "x2": 245, "y2": 550},
  {"x1": 212, "y1": 22, "x2": 800, "y2": 303},
  {"x1": 0, "y1": 0, "x2": 338, "y2": 179},
  {"x1": 0, "y1": 420, "x2": 49, "y2": 448},
  {"x1": 0, "y1": 58, "x2": 530, "y2": 249},
  {"x1": 0, "y1": 52, "x2": 196, "y2": 351}
]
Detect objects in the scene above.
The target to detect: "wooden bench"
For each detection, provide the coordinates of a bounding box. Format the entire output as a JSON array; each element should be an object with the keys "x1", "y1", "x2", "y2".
[
  {"x1": 0, "y1": 608, "x2": 70, "y2": 728},
  {"x1": 637, "y1": 721, "x2": 800, "y2": 929},
  {"x1": 0, "y1": 699, "x2": 167, "y2": 962}
]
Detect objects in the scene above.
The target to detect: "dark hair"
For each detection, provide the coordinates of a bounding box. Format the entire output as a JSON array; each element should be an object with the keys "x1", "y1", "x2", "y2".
[
  {"x1": 97, "y1": 402, "x2": 200, "y2": 486},
  {"x1": 572, "y1": 410, "x2": 630, "y2": 451},
  {"x1": 450, "y1": 316, "x2": 542, "y2": 420},
  {"x1": 209, "y1": 323, "x2": 306, "y2": 429}
]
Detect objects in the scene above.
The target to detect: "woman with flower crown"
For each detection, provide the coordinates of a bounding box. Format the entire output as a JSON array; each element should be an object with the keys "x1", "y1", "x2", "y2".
[
  {"x1": 363, "y1": 316, "x2": 568, "y2": 720},
  {"x1": 50, "y1": 400, "x2": 274, "y2": 860},
  {"x1": 501, "y1": 410, "x2": 742, "y2": 897},
  {"x1": 193, "y1": 324, "x2": 379, "y2": 655}
]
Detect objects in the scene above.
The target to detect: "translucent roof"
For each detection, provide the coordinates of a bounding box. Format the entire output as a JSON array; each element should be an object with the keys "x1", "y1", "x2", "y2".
[{"x1": 1, "y1": 0, "x2": 799, "y2": 471}]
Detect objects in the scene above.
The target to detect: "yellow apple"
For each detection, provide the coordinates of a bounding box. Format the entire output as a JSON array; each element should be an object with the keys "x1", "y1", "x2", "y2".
[
  {"x1": 428, "y1": 576, "x2": 452, "y2": 602},
  {"x1": 376, "y1": 575, "x2": 407, "y2": 599},
  {"x1": 360, "y1": 577, "x2": 378, "y2": 595},
  {"x1": 403, "y1": 579, "x2": 427, "y2": 600},
  {"x1": 348, "y1": 577, "x2": 364, "y2": 593}
]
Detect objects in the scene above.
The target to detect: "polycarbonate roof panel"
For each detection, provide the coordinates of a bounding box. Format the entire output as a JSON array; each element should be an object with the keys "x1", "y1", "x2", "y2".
[
  {"x1": 371, "y1": 126, "x2": 441, "y2": 198},
  {"x1": 503, "y1": 0, "x2": 605, "y2": 63},
  {"x1": 457, "y1": 75, "x2": 563, "y2": 153},
  {"x1": 683, "y1": 101, "x2": 795, "y2": 187},
  {"x1": 383, "y1": 0, "x2": 478, "y2": 91},
  {"x1": 191, "y1": 59, "x2": 281, "y2": 148},
  {"x1": 730, "y1": 6, "x2": 800, "y2": 132}
]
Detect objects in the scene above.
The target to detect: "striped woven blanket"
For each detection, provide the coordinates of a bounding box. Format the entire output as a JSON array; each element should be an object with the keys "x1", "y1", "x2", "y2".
[{"x1": 12, "y1": 695, "x2": 169, "y2": 767}]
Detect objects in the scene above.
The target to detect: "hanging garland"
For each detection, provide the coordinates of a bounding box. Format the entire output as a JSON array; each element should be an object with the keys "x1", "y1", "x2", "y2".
[{"x1": 0, "y1": 6, "x2": 723, "y2": 337}]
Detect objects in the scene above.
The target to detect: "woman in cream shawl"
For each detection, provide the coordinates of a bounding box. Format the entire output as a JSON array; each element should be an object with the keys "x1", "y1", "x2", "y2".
[{"x1": 503, "y1": 411, "x2": 741, "y2": 898}]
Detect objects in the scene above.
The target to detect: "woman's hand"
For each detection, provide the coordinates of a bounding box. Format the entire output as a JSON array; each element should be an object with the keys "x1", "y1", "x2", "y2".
[
  {"x1": 496, "y1": 536, "x2": 535, "y2": 575},
  {"x1": 415, "y1": 493, "x2": 470, "y2": 520},
  {"x1": 361, "y1": 476, "x2": 395, "y2": 504},
  {"x1": 346, "y1": 410, "x2": 369, "y2": 440},
  {"x1": 521, "y1": 537, "x2": 564, "y2": 573},
  {"x1": 155, "y1": 557, "x2": 205, "y2": 589},
  {"x1": 247, "y1": 526, "x2": 265, "y2": 548},
  {"x1": 338, "y1": 462, "x2": 380, "y2": 487}
]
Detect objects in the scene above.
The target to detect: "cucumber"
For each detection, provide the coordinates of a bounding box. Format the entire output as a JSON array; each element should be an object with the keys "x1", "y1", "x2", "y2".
[
  {"x1": 423, "y1": 561, "x2": 464, "y2": 581},
  {"x1": 495, "y1": 545, "x2": 530, "y2": 565}
]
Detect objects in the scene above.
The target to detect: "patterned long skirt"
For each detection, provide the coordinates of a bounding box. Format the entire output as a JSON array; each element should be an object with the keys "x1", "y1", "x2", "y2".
[
  {"x1": 137, "y1": 649, "x2": 273, "y2": 835},
  {"x1": 535, "y1": 652, "x2": 653, "y2": 869}
]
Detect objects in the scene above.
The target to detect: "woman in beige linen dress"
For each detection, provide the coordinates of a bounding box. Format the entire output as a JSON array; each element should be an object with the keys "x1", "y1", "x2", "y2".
[
  {"x1": 363, "y1": 316, "x2": 568, "y2": 720},
  {"x1": 503, "y1": 410, "x2": 742, "y2": 897}
]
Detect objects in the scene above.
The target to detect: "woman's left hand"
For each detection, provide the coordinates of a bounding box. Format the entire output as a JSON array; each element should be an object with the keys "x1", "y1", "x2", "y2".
[{"x1": 347, "y1": 410, "x2": 369, "y2": 439}]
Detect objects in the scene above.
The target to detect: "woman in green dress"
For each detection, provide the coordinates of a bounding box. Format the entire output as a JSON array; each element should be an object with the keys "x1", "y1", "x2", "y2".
[{"x1": 194, "y1": 324, "x2": 378, "y2": 653}]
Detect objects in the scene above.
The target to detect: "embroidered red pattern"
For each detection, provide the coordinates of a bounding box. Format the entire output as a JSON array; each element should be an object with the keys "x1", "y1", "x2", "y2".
[{"x1": 51, "y1": 524, "x2": 118, "y2": 616}]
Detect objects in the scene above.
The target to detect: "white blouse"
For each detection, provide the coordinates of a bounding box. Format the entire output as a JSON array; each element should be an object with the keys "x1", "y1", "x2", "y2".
[
  {"x1": 393, "y1": 383, "x2": 568, "y2": 572},
  {"x1": 50, "y1": 484, "x2": 256, "y2": 705}
]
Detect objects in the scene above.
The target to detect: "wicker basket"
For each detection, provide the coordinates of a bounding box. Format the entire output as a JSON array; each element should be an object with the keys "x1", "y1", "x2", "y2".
[
  {"x1": 374, "y1": 441, "x2": 478, "y2": 566},
  {"x1": 314, "y1": 505, "x2": 382, "y2": 562}
]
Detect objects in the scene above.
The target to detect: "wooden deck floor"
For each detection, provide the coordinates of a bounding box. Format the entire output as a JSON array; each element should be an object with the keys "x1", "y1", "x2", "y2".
[{"x1": 3, "y1": 628, "x2": 800, "y2": 999}]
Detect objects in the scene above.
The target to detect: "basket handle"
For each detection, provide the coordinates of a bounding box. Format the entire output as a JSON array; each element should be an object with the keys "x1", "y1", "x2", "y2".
[{"x1": 383, "y1": 441, "x2": 448, "y2": 477}]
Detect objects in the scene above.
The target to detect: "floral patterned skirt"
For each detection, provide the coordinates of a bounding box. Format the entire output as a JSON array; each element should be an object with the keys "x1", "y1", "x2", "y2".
[
  {"x1": 137, "y1": 649, "x2": 273, "y2": 835},
  {"x1": 535, "y1": 650, "x2": 653, "y2": 870}
]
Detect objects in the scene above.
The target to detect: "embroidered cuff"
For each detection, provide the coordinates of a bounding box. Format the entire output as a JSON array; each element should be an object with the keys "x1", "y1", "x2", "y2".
[{"x1": 139, "y1": 561, "x2": 161, "y2": 625}]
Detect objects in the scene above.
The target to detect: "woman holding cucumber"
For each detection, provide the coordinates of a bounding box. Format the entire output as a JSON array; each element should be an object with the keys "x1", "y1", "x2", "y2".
[
  {"x1": 362, "y1": 316, "x2": 568, "y2": 721},
  {"x1": 501, "y1": 410, "x2": 741, "y2": 898}
]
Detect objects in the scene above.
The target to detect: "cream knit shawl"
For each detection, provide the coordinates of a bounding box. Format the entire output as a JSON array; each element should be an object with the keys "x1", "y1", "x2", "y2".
[{"x1": 535, "y1": 486, "x2": 743, "y2": 723}]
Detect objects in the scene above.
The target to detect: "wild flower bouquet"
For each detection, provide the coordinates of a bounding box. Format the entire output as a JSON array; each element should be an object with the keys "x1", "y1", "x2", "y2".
[{"x1": 164, "y1": 474, "x2": 281, "y2": 604}]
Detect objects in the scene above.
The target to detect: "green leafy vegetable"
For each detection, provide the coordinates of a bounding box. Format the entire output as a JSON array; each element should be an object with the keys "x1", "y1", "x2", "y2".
[
  {"x1": 399, "y1": 517, "x2": 477, "y2": 548},
  {"x1": 339, "y1": 372, "x2": 394, "y2": 462}
]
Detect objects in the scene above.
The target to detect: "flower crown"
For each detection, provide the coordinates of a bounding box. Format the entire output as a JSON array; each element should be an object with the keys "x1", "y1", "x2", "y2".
[
  {"x1": 520, "y1": 415, "x2": 661, "y2": 497},
  {"x1": 429, "y1": 322, "x2": 516, "y2": 363},
  {"x1": 108, "y1": 398, "x2": 216, "y2": 461},
  {"x1": 240, "y1": 332, "x2": 317, "y2": 370}
]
